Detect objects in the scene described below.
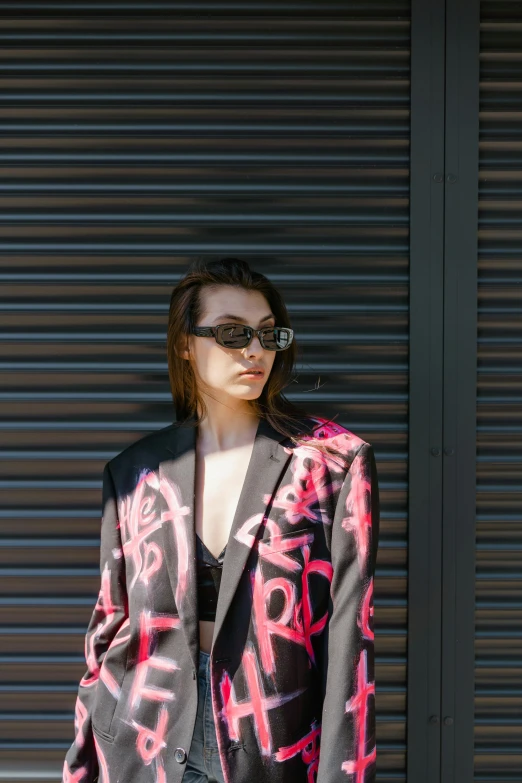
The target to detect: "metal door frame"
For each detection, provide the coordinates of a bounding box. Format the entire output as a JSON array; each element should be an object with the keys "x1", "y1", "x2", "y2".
[{"x1": 408, "y1": 0, "x2": 479, "y2": 780}]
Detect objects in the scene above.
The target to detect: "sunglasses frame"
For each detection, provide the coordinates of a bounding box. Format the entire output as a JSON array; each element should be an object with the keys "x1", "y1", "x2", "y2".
[{"x1": 192, "y1": 322, "x2": 294, "y2": 351}]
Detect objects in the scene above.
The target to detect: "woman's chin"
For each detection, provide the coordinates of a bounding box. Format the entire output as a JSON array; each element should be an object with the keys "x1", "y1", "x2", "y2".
[{"x1": 229, "y1": 384, "x2": 264, "y2": 401}]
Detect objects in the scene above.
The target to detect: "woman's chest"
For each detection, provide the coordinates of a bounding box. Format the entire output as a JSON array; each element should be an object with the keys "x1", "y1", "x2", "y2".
[{"x1": 194, "y1": 442, "x2": 255, "y2": 559}]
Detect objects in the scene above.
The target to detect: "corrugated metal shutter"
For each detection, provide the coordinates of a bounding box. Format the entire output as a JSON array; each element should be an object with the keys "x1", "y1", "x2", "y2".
[
  {"x1": 476, "y1": 4, "x2": 522, "y2": 779},
  {"x1": 0, "y1": 3, "x2": 410, "y2": 779}
]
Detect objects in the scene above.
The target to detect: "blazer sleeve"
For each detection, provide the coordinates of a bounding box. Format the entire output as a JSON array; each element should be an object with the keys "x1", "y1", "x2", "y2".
[
  {"x1": 62, "y1": 461, "x2": 129, "y2": 782},
  {"x1": 316, "y1": 442, "x2": 380, "y2": 783}
]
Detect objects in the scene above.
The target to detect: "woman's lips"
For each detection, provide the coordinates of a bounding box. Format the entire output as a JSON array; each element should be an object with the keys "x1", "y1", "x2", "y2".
[{"x1": 239, "y1": 369, "x2": 264, "y2": 379}]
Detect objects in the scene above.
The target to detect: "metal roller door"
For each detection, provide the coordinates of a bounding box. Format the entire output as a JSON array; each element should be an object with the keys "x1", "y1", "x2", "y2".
[
  {"x1": 475, "y1": 3, "x2": 522, "y2": 779},
  {"x1": 0, "y1": 2, "x2": 410, "y2": 780}
]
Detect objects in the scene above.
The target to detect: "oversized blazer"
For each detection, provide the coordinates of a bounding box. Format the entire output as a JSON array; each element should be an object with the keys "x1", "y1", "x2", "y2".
[{"x1": 62, "y1": 413, "x2": 380, "y2": 783}]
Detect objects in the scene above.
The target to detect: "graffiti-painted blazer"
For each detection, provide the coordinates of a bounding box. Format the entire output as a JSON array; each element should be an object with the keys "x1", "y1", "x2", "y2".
[{"x1": 62, "y1": 413, "x2": 380, "y2": 783}]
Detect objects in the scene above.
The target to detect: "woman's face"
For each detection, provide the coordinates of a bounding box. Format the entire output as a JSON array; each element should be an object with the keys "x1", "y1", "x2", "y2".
[{"x1": 184, "y1": 285, "x2": 278, "y2": 409}]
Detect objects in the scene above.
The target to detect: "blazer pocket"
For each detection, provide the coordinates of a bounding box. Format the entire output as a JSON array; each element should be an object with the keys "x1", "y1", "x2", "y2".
[
  {"x1": 91, "y1": 627, "x2": 131, "y2": 740},
  {"x1": 92, "y1": 720, "x2": 116, "y2": 744},
  {"x1": 263, "y1": 525, "x2": 316, "y2": 553}
]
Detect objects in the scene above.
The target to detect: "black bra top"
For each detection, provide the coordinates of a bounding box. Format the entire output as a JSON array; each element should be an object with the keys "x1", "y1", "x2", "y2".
[{"x1": 195, "y1": 533, "x2": 226, "y2": 622}]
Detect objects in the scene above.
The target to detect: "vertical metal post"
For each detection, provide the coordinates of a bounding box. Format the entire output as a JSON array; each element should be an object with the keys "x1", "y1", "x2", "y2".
[
  {"x1": 442, "y1": 0, "x2": 480, "y2": 780},
  {"x1": 408, "y1": 0, "x2": 446, "y2": 781}
]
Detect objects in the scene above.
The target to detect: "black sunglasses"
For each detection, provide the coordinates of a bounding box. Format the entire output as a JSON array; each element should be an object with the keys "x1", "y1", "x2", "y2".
[{"x1": 192, "y1": 322, "x2": 294, "y2": 351}]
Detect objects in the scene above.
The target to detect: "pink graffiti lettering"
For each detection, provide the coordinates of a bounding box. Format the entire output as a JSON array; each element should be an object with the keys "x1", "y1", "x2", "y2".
[
  {"x1": 219, "y1": 641, "x2": 305, "y2": 757},
  {"x1": 359, "y1": 578, "x2": 374, "y2": 641},
  {"x1": 299, "y1": 422, "x2": 362, "y2": 461},
  {"x1": 342, "y1": 451, "x2": 372, "y2": 574},
  {"x1": 342, "y1": 648, "x2": 376, "y2": 782},
  {"x1": 159, "y1": 476, "x2": 191, "y2": 608},
  {"x1": 81, "y1": 565, "x2": 126, "y2": 689},
  {"x1": 73, "y1": 695, "x2": 88, "y2": 748},
  {"x1": 236, "y1": 514, "x2": 314, "y2": 573},
  {"x1": 99, "y1": 666, "x2": 122, "y2": 700},
  {"x1": 62, "y1": 761, "x2": 87, "y2": 783},
  {"x1": 252, "y1": 568, "x2": 302, "y2": 676},
  {"x1": 99, "y1": 617, "x2": 130, "y2": 698},
  {"x1": 251, "y1": 543, "x2": 333, "y2": 674},
  {"x1": 131, "y1": 705, "x2": 169, "y2": 783},
  {"x1": 234, "y1": 512, "x2": 267, "y2": 550},
  {"x1": 93, "y1": 733, "x2": 111, "y2": 783},
  {"x1": 268, "y1": 447, "x2": 338, "y2": 527},
  {"x1": 275, "y1": 719, "x2": 321, "y2": 782},
  {"x1": 296, "y1": 545, "x2": 333, "y2": 665},
  {"x1": 140, "y1": 541, "x2": 163, "y2": 586},
  {"x1": 130, "y1": 611, "x2": 181, "y2": 712},
  {"x1": 258, "y1": 524, "x2": 315, "y2": 572},
  {"x1": 119, "y1": 472, "x2": 165, "y2": 590}
]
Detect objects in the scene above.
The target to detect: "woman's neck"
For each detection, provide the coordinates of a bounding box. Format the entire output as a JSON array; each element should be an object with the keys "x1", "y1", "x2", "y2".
[{"x1": 196, "y1": 405, "x2": 260, "y2": 453}]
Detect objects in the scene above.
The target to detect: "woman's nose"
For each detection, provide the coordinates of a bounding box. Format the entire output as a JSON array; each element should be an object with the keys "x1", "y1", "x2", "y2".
[{"x1": 244, "y1": 335, "x2": 263, "y2": 356}]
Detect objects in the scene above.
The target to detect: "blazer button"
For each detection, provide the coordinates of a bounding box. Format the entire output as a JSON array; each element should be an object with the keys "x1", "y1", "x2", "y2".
[{"x1": 174, "y1": 747, "x2": 187, "y2": 763}]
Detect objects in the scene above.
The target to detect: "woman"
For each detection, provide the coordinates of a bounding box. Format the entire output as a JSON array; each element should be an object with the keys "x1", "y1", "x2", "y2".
[{"x1": 62, "y1": 256, "x2": 380, "y2": 783}]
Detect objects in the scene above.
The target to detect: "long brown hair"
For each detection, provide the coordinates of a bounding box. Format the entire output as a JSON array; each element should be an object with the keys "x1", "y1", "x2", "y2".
[{"x1": 166, "y1": 256, "x2": 343, "y2": 458}]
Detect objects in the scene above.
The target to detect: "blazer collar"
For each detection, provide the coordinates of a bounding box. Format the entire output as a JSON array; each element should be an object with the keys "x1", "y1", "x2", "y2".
[{"x1": 158, "y1": 414, "x2": 295, "y2": 671}]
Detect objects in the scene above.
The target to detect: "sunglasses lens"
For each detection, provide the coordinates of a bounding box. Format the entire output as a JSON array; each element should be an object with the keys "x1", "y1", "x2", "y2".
[
  {"x1": 217, "y1": 324, "x2": 251, "y2": 348},
  {"x1": 261, "y1": 328, "x2": 292, "y2": 351}
]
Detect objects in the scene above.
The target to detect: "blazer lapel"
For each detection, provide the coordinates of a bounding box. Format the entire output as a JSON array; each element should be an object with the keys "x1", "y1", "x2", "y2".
[
  {"x1": 158, "y1": 415, "x2": 294, "y2": 670},
  {"x1": 212, "y1": 417, "x2": 293, "y2": 648},
  {"x1": 158, "y1": 420, "x2": 199, "y2": 673}
]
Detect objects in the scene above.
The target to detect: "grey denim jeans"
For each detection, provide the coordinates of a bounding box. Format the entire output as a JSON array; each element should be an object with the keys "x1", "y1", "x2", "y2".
[{"x1": 182, "y1": 650, "x2": 226, "y2": 783}]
